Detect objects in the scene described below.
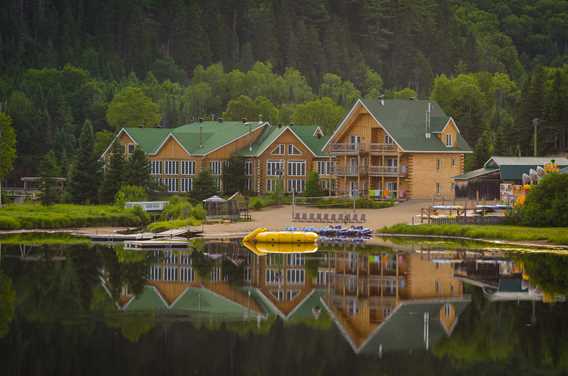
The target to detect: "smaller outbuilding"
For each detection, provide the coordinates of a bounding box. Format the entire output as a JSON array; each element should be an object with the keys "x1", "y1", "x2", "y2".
[{"x1": 454, "y1": 156, "x2": 568, "y2": 201}]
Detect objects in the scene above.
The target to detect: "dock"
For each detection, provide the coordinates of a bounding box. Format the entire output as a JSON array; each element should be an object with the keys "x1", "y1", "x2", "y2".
[{"x1": 124, "y1": 237, "x2": 190, "y2": 250}]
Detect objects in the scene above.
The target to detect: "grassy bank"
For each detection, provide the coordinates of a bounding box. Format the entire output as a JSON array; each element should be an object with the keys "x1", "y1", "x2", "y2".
[
  {"x1": 0, "y1": 233, "x2": 92, "y2": 246},
  {"x1": 379, "y1": 224, "x2": 568, "y2": 246},
  {"x1": 0, "y1": 204, "x2": 146, "y2": 230},
  {"x1": 147, "y1": 218, "x2": 201, "y2": 233}
]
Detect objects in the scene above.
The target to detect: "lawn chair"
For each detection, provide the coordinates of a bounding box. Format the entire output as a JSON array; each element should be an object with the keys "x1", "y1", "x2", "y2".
[
  {"x1": 322, "y1": 213, "x2": 330, "y2": 223},
  {"x1": 338, "y1": 213, "x2": 344, "y2": 223},
  {"x1": 344, "y1": 214, "x2": 351, "y2": 224},
  {"x1": 301, "y1": 213, "x2": 308, "y2": 222},
  {"x1": 359, "y1": 213, "x2": 367, "y2": 223},
  {"x1": 293, "y1": 212, "x2": 301, "y2": 222},
  {"x1": 309, "y1": 213, "x2": 315, "y2": 222},
  {"x1": 316, "y1": 213, "x2": 323, "y2": 222},
  {"x1": 351, "y1": 213, "x2": 359, "y2": 223},
  {"x1": 330, "y1": 213, "x2": 337, "y2": 223}
]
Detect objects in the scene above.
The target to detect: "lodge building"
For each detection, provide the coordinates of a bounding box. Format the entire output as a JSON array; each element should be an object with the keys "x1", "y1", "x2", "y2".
[{"x1": 102, "y1": 99, "x2": 472, "y2": 199}]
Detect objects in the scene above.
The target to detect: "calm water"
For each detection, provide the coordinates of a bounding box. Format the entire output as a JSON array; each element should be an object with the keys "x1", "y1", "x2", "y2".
[{"x1": 1, "y1": 238, "x2": 568, "y2": 375}]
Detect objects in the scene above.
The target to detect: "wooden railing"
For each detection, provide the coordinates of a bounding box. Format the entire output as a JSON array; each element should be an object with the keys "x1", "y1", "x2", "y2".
[
  {"x1": 368, "y1": 165, "x2": 408, "y2": 177},
  {"x1": 335, "y1": 166, "x2": 368, "y2": 176},
  {"x1": 329, "y1": 143, "x2": 365, "y2": 154},
  {"x1": 369, "y1": 143, "x2": 398, "y2": 153}
]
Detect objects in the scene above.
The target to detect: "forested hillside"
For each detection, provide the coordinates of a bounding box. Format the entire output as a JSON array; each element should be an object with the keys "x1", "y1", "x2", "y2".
[{"x1": 1, "y1": 0, "x2": 567, "y2": 181}]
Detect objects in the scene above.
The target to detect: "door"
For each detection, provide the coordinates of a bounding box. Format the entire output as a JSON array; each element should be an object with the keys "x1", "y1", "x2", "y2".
[
  {"x1": 386, "y1": 182, "x2": 398, "y2": 199},
  {"x1": 350, "y1": 181, "x2": 358, "y2": 197},
  {"x1": 349, "y1": 157, "x2": 358, "y2": 175}
]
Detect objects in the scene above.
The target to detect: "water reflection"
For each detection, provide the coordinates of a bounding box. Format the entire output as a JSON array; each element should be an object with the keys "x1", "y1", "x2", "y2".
[{"x1": 2, "y1": 240, "x2": 568, "y2": 374}]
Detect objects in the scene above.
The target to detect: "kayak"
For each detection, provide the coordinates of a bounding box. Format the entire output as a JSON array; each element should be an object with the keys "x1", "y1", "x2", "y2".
[
  {"x1": 243, "y1": 227, "x2": 318, "y2": 243},
  {"x1": 242, "y1": 240, "x2": 318, "y2": 256}
]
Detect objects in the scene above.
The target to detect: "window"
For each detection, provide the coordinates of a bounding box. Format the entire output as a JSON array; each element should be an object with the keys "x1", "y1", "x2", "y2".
[
  {"x1": 271, "y1": 289, "x2": 284, "y2": 301},
  {"x1": 451, "y1": 159, "x2": 456, "y2": 167},
  {"x1": 165, "y1": 160, "x2": 179, "y2": 175},
  {"x1": 320, "y1": 179, "x2": 335, "y2": 193},
  {"x1": 446, "y1": 134, "x2": 453, "y2": 147},
  {"x1": 287, "y1": 160, "x2": 306, "y2": 176},
  {"x1": 245, "y1": 178, "x2": 252, "y2": 192},
  {"x1": 287, "y1": 290, "x2": 300, "y2": 301},
  {"x1": 267, "y1": 160, "x2": 283, "y2": 176},
  {"x1": 128, "y1": 144, "x2": 135, "y2": 154},
  {"x1": 444, "y1": 303, "x2": 452, "y2": 317},
  {"x1": 180, "y1": 160, "x2": 195, "y2": 175},
  {"x1": 288, "y1": 144, "x2": 301, "y2": 155},
  {"x1": 287, "y1": 269, "x2": 305, "y2": 284},
  {"x1": 150, "y1": 160, "x2": 162, "y2": 175},
  {"x1": 210, "y1": 267, "x2": 221, "y2": 282},
  {"x1": 180, "y1": 178, "x2": 192, "y2": 192},
  {"x1": 244, "y1": 160, "x2": 253, "y2": 176},
  {"x1": 316, "y1": 160, "x2": 335, "y2": 175},
  {"x1": 287, "y1": 179, "x2": 305, "y2": 193},
  {"x1": 214, "y1": 177, "x2": 222, "y2": 191},
  {"x1": 210, "y1": 160, "x2": 222, "y2": 175},
  {"x1": 287, "y1": 254, "x2": 304, "y2": 266},
  {"x1": 436, "y1": 159, "x2": 442, "y2": 170},
  {"x1": 180, "y1": 267, "x2": 194, "y2": 282},
  {"x1": 436, "y1": 182, "x2": 441, "y2": 194},
  {"x1": 164, "y1": 266, "x2": 178, "y2": 281},
  {"x1": 265, "y1": 269, "x2": 280, "y2": 285},
  {"x1": 266, "y1": 179, "x2": 276, "y2": 192},
  {"x1": 162, "y1": 178, "x2": 178, "y2": 192},
  {"x1": 384, "y1": 134, "x2": 394, "y2": 144},
  {"x1": 350, "y1": 135, "x2": 361, "y2": 144},
  {"x1": 271, "y1": 144, "x2": 285, "y2": 155}
]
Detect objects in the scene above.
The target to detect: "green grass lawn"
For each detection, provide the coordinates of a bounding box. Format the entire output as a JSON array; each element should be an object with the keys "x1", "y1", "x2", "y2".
[
  {"x1": 146, "y1": 218, "x2": 202, "y2": 233},
  {"x1": 0, "y1": 203, "x2": 146, "y2": 230},
  {"x1": 0, "y1": 233, "x2": 92, "y2": 246},
  {"x1": 379, "y1": 224, "x2": 568, "y2": 246}
]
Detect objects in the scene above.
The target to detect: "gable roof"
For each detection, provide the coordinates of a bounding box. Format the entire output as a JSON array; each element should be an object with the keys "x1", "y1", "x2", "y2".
[
  {"x1": 111, "y1": 121, "x2": 268, "y2": 157},
  {"x1": 323, "y1": 297, "x2": 471, "y2": 354},
  {"x1": 484, "y1": 156, "x2": 568, "y2": 181},
  {"x1": 324, "y1": 99, "x2": 472, "y2": 153},
  {"x1": 236, "y1": 124, "x2": 331, "y2": 157}
]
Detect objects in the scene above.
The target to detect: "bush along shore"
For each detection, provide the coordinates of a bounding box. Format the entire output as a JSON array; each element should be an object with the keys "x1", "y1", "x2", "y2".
[
  {"x1": 0, "y1": 204, "x2": 148, "y2": 230},
  {"x1": 379, "y1": 224, "x2": 568, "y2": 246}
]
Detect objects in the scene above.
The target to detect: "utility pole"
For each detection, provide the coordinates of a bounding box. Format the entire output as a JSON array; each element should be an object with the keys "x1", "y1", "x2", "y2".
[{"x1": 533, "y1": 118, "x2": 540, "y2": 157}]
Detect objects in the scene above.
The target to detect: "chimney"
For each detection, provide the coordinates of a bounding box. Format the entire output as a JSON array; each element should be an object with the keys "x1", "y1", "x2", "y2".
[{"x1": 425, "y1": 102, "x2": 432, "y2": 139}]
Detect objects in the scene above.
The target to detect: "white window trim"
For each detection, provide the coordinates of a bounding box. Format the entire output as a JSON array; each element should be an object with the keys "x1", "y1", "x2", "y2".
[
  {"x1": 445, "y1": 133, "x2": 453, "y2": 147},
  {"x1": 267, "y1": 160, "x2": 284, "y2": 177},
  {"x1": 287, "y1": 144, "x2": 302, "y2": 155},
  {"x1": 271, "y1": 144, "x2": 285, "y2": 155},
  {"x1": 287, "y1": 160, "x2": 306, "y2": 177},
  {"x1": 210, "y1": 160, "x2": 222, "y2": 176}
]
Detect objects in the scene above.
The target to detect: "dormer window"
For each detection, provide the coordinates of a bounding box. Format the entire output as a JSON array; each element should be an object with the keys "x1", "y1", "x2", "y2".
[
  {"x1": 128, "y1": 144, "x2": 135, "y2": 154},
  {"x1": 272, "y1": 144, "x2": 285, "y2": 155},
  {"x1": 288, "y1": 144, "x2": 301, "y2": 155},
  {"x1": 445, "y1": 134, "x2": 453, "y2": 147}
]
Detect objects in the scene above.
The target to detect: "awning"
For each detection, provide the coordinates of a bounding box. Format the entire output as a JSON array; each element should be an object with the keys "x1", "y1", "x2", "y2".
[{"x1": 453, "y1": 168, "x2": 499, "y2": 181}]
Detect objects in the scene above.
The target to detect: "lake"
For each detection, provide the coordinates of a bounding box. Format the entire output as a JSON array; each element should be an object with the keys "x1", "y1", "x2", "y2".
[{"x1": 1, "y1": 238, "x2": 568, "y2": 375}]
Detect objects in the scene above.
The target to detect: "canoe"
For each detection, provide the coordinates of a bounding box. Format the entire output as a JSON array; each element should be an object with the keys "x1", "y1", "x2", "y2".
[
  {"x1": 243, "y1": 227, "x2": 318, "y2": 243},
  {"x1": 242, "y1": 240, "x2": 318, "y2": 256}
]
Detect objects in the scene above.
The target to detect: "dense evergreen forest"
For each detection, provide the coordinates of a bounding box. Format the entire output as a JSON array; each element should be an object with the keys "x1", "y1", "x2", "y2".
[{"x1": 1, "y1": 0, "x2": 568, "y2": 182}]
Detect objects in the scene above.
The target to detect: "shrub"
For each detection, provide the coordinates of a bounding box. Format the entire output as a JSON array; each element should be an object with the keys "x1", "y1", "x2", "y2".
[
  {"x1": 115, "y1": 185, "x2": 148, "y2": 207},
  {"x1": 517, "y1": 173, "x2": 568, "y2": 227},
  {"x1": 162, "y1": 196, "x2": 193, "y2": 219},
  {"x1": 130, "y1": 206, "x2": 150, "y2": 225},
  {"x1": 147, "y1": 218, "x2": 201, "y2": 232},
  {"x1": 190, "y1": 204, "x2": 206, "y2": 220}
]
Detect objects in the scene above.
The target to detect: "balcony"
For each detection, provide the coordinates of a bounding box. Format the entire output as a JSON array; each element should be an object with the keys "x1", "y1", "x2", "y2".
[
  {"x1": 329, "y1": 143, "x2": 366, "y2": 154},
  {"x1": 368, "y1": 165, "x2": 408, "y2": 177},
  {"x1": 369, "y1": 143, "x2": 398, "y2": 154},
  {"x1": 335, "y1": 165, "x2": 368, "y2": 176}
]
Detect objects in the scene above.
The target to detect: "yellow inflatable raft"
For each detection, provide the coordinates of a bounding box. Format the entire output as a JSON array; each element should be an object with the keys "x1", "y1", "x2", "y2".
[
  {"x1": 243, "y1": 227, "x2": 319, "y2": 243},
  {"x1": 242, "y1": 240, "x2": 318, "y2": 256}
]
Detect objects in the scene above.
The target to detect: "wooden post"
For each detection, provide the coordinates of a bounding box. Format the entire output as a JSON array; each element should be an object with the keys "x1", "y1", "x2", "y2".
[{"x1": 396, "y1": 150, "x2": 400, "y2": 200}]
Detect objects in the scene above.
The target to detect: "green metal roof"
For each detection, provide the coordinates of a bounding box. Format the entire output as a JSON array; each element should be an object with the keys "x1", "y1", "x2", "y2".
[
  {"x1": 236, "y1": 125, "x2": 331, "y2": 157},
  {"x1": 123, "y1": 128, "x2": 170, "y2": 154},
  {"x1": 358, "y1": 298, "x2": 471, "y2": 355},
  {"x1": 122, "y1": 121, "x2": 267, "y2": 156},
  {"x1": 125, "y1": 286, "x2": 167, "y2": 311},
  {"x1": 354, "y1": 99, "x2": 472, "y2": 153},
  {"x1": 484, "y1": 156, "x2": 568, "y2": 181},
  {"x1": 453, "y1": 168, "x2": 500, "y2": 180},
  {"x1": 561, "y1": 166, "x2": 568, "y2": 174}
]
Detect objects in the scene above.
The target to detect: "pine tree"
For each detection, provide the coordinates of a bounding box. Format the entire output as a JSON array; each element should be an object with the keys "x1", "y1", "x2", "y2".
[
  {"x1": 40, "y1": 151, "x2": 62, "y2": 206},
  {"x1": 99, "y1": 141, "x2": 125, "y2": 203},
  {"x1": 68, "y1": 120, "x2": 100, "y2": 204},
  {"x1": 222, "y1": 157, "x2": 246, "y2": 194},
  {"x1": 191, "y1": 169, "x2": 218, "y2": 202},
  {"x1": 305, "y1": 171, "x2": 323, "y2": 197},
  {"x1": 125, "y1": 147, "x2": 151, "y2": 189}
]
